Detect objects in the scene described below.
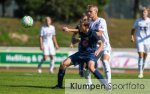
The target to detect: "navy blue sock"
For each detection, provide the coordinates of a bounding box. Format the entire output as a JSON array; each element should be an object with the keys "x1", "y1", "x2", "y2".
[
  {"x1": 93, "y1": 69, "x2": 104, "y2": 79},
  {"x1": 93, "y1": 70, "x2": 108, "y2": 88},
  {"x1": 57, "y1": 68, "x2": 66, "y2": 87},
  {"x1": 79, "y1": 63, "x2": 84, "y2": 77}
]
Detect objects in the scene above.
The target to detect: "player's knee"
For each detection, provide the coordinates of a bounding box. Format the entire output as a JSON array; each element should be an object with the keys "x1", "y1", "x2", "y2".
[
  {"x1": 60, "y1": 58, "x2": 71, "y2": 69},
  {"x1": 138, "y1": 54, "x2": 143, "y2": 58},
  {"x1": 43, "y1": 55, "x2": 48, "y2": 60},
  {"x1": 102, "y1": 55, "x2": 109, "y2": 61},
  {"x1": 60, "y1": 61, "x2": 66, "y2": 69},
  {"x1": 50, "y1": 55, "x2": 54, "y2": 60},
  {"x1": 138, "y1": 52, "x2": 144, "y2": 58},
  {"x1": 89, "y1": 66, "x2": 95, "y2": 73}
]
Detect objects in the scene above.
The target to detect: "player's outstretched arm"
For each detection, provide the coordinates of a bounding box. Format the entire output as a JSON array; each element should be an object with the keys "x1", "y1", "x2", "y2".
[
  {"x1": 131, "y1": 28, "x2": 136, "y2": 42},
  {"x1": 62, "y1": 27, "x2": 79, "y2": 32},
  {"x1": 94, "y1": 40, "x2": 104, "y2": 56}
]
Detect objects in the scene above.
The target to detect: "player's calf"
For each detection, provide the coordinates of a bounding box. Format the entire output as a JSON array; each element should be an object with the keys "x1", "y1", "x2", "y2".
[
  {"x1": 37, "y1": 57, "x2": 46, "y2": 73},
  {"x1": 88, "y1": 61, "x2": 110, "y2": 89},
  {"x1": 54, "y1": 58, "x2": 72, "y2": 88},
  {"x1": 102, "y1": 59, "x2": 111, "y2": 84}
]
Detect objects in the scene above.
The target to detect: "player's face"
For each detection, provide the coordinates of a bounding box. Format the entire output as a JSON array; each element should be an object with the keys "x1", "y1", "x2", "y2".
[
  {"x1": 82, "y1": 16, "x2": 89, "y2": 26},
  {"x1": 82, "y1": 16, "x2": 88, "y2": 22},
  {"x1": 87, "y1": 7, "x2": 97, "y2": 18},
  {"x1": 45, "y1": 17, "x2": 52, "y2": 26},
  {"x1": 142, "y1": 10, "x2": 148, "y2": 19}
]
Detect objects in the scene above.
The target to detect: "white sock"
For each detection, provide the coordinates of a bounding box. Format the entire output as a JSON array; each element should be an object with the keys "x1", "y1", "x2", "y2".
[
  {"x1": 50, "y1": 59, "x2": 55, "y2": 72},
  {"x1": 138, "y1": 57, "x2": 143, "y2": 74},
  {"x1": 38, "y1": 58, "x2": 45, "y2": 69},
  {"x1": 102, "y1": 60, "x2": 111, "y2": 84},
  {"x1": 142, "y1": 59, "x2": 146, "y2": 71},
  {"x1": 83, "y1": 69, "x2": 92, "y2": 85}
]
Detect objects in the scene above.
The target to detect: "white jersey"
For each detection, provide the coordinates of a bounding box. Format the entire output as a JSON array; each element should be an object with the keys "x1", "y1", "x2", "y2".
[
  {"x1": 133, "y1": 17, "x2": 150, "y2": 44},
  {"x1": 89, "y1": 17, "x2": 111, "y2": 51},
  {"x1": 40, "y1": 25, "x2": 56, "y2": 45}
]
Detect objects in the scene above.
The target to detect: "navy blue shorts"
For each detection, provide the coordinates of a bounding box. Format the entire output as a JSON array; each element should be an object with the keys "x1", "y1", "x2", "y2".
[{"x1": 69, "y1": 52, "x2": 97, "y2": 67}]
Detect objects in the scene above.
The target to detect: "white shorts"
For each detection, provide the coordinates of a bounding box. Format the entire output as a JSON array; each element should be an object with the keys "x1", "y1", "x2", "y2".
[
  {"x1": 136, "y1": 42, "x2": 150, "y2": 53},
  {"x1": 43, "y1": 44, "x2": 55, "y2": 55},
  {"x1": 96, "y1": 50, "x2": 111, "y2": 60}
]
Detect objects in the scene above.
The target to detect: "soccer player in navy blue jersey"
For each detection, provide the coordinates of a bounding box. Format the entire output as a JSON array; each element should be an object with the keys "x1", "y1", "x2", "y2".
[
  {"x1": 63, "y1": 5, "x2": 112, "y2": 88},
  {"x1": 69, "y1": 14, "x2": 94, "y2": 77},
  {"x1": 52, "y1": 14, "x2": 107, "y2": 89}
]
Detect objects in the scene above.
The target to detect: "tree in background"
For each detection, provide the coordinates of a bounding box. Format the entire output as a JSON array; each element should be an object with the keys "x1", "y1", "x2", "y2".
[
  {"x1": 15, "y1": 0, "x2": 45, "y2": 18},
  {"x1": 97, "y1": 0, "x2": 109, "y2": 20},
  {"x1": 97, "y1": 0, "x2": 109, "y2": 14},
  {"x1": 133, "y1": 0, "x2": 139, "y2": 19},
  {"x1": 0, "y1": 0, "x2": 9, "y2": 17},
  {"x1": 15, "y1": 0, "x2": 109, "y2": 23}
]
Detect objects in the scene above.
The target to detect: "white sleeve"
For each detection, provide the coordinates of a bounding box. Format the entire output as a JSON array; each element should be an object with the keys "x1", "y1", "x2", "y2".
[
  {"x1": 98, "y1": 19, "x2": 106, "y2": 32},
  {"x1": 133, "y1": 20, "x2": 138, "y2": 29},
  {"x1": 40, "y1": 27, "x2": 44, "y2": 36},
  {"x1": 52, "y1": 26, "x2": 56, "y2": 35}
]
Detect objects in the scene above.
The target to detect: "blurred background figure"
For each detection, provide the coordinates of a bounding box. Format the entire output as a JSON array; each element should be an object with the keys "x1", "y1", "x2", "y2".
[
  {"x1": 131, "y1": 7, "x2": 150, "y2": 78},
  {"x1": 38, "y1": 17, "x2": 59, "y2": 73}
]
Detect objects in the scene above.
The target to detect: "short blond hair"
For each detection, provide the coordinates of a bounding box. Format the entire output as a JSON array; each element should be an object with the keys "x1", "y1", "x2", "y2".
[
  {"x1": 87, "y1": 5, "x2": 98, "y2": 13},
  {"x1": 45, "y1": 16, "x2": 51, "y2": 21},
  {"x1": 141, "y1": 7, "x2": 149, "y2": 12}
]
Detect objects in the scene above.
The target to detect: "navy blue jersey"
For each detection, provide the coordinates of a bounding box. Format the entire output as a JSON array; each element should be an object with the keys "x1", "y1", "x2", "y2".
[
  {"x1": 69, "y1": 25, "x2": 100, "y2": 66},
  {"x1": 78, "y1": 30, "x2": 99, "y2": 54}
]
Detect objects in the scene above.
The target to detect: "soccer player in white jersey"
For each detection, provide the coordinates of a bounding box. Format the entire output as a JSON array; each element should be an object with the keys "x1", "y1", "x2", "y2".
[
  {"x1": 38, "y1": 17, "x2": 59, "y2": 73},
  {"x1": 131, "y1": 8, "x2": 150, "y2": 78},
  {"x1": 84, "y1": 5, "x2": 111, "y2": 85}
]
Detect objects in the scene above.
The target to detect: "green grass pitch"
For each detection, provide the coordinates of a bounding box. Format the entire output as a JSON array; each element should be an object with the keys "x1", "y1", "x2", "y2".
[{"x1": 0, "y1": 71, "x2": 150, "y2": 94}]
